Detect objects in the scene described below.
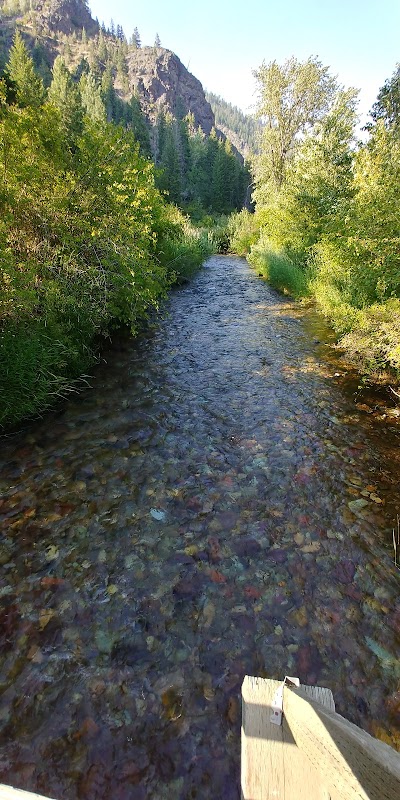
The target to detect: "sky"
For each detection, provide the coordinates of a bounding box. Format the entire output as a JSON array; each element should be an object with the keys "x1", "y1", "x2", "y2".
[{"x1": 89, "y1": 0, "x2": 400, "y2": 126}]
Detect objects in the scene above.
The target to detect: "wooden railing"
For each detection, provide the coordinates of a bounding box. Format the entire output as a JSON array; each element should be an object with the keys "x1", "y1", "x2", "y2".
[
  {"x1": 3, "y1": 679, "x2": 400, "y2": 800},
  {"x1": 242, "y1": 676, "x2": 400, "y2": 800}
]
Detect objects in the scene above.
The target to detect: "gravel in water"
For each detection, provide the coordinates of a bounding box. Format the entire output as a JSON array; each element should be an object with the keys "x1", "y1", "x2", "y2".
[{"x1": 0, "y1": 256, "x2": 399, "y2": 799}]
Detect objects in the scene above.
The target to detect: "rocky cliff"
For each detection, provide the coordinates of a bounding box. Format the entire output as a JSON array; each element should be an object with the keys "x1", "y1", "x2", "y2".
[
  {"x1": 30, "y1": 0, "x2": 99, "y2": 36},
  {"x1": 0, "y1": 1, "x2": 216, "y2": 135},
  {"x1": 127, "y1": 46, "x2": 215, "y2": 134},
  {"x1": 0, "y1": 0, "x2": 253, "y2": 152}
]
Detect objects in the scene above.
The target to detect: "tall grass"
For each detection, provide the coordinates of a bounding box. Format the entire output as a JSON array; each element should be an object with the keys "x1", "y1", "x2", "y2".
[
  {"x1": 248, "y1": 236, "x2": 309, "y2": 298},
  {"x1": 0, "y1": 319, "x2": 92, "y2": 428},
  {"x1": 228, "y1": 210, "x2": 260, "y2": 256},
  {"x1": 245, "y1": 232, "x2": 400, "y2": 383},
  {"x1": 0, "y1": 213, "x2": 211, "y2": 430}
]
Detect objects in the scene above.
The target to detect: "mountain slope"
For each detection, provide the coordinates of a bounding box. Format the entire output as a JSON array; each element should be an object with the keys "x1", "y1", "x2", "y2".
[
  {"x1": 206, "y1": 90, "x2": 262, "y2": 156},
  {"x1": 0, "y1": 0, "x2": 250, "y2": 211},
  {"x1": 0, "y1": 1, "x2": 216, "y2": 135}
]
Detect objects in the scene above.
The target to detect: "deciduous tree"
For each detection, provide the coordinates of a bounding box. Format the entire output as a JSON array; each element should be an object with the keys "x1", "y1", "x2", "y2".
[
  {"x1": 370, "y1": 64, "x2": 400, "y2": 131},
  {"x1": 253, "y1": 56, "x2": 337, "y2": 195}
]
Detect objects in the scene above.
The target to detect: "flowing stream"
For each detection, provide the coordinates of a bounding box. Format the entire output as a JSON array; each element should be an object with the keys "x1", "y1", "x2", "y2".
[{"x1": 0, "y1": 255, "x2": 399, "y2": 799}]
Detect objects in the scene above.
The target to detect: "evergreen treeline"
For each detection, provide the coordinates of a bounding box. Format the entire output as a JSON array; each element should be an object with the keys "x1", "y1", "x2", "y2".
[
  {"x1": 154, "y1": 110, "x2": 250, "y2": 214},
  {"x1": 205, "y1": 90, "x2": 262, "y2": 154},
  {"x1": 230, "y1": 57, "x2": 400, "y2": 383},
  {"x1": 0, "y1": 32, "x2": 212, "y2": 428}
]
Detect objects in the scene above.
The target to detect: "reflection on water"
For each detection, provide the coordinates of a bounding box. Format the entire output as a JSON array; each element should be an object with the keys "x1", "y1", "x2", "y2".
[{"x1": 0, "y1": 256, "x2": 399, "y2": 799}]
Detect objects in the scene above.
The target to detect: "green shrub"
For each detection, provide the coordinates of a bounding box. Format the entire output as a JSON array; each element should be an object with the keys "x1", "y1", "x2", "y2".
[
  {"x1": 248, "y1": 236, "x2": 309, "y2": 298},
  {"x1": 206, "y1": 217, "x2": 230, "y2": 253},
  {"x1": 340, "y1": 300, "x2": 400, "y2": 379},
  {"x1": 0, "y1": 74, "x2": 211, "y2": 429},
  {"x1": 228, "y1": 209, "x2": 260, "y2": 255},
  {"x1": 154, "y1": 204, "x2": 213, "y2": 283}
]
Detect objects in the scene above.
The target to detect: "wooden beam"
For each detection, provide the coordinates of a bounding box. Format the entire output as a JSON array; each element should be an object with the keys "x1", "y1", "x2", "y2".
[
  {"x1": 0, "y1": 786, "x2": 56, "y2": 800},
  {"x1": 241, "y1": 676, "x2": 333, "y2": 799},
  {"x1": 283, "y1": 685, "x2": 400, "y2": 800}
]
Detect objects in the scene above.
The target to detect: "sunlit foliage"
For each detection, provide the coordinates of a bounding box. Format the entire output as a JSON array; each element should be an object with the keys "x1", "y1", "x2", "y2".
[
  {"x1": 0, "y1": 35, "x2": 211, "y2": 427},
  {"x1": 244, "y1": 55, "x2": 400, "y2": 382}
]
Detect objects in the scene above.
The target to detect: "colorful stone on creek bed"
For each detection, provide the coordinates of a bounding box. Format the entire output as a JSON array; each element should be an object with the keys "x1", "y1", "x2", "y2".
[{"x1": 0, "y1": 256, "x2": 399, "y2": 799}]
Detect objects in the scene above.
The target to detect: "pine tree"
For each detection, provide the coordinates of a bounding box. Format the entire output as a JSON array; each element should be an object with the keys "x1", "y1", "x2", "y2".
[
  {"x1": 178, "y1": 115, "x2": 191, "y2": 187},
  {"x1": 211, "y1": 139, "x2": 229, "y2": 211},
  {"x1": 154, "y1": 33, "x2": 161, "y2": 48},
  {"x1": 48, "y1": 56, "x2": 83, "y2": 148},
  {"x1": 79, "y1": 71, "x2": 106, "y2": 124},
  {"x1": 74, "y1": 57, "x2": 90, "y2": 81},
  {"x1": 185, "y1": 111, "x2": 196, "y2": 135},
  {"x1": 97, "y1": 29, "x2": 107, "y2": 62},
  {"x1": 101, "y1": 64, "x2": 115, "y2": 122},
  {"x1": 202, "y1": 127, "x2": 219, "y2": 206},
  {"x1": 115, "y1": 45, "x2": 128, "y2": 83},
  {"x1": 186, "y1": 129, "x2": 207, "y2": 204},
  {"x1": 31, "y1": 39, "x2": 52, "y2": 86},
  {"x1": 133, "y1": 27, "x2": 141, "y2": 48},
  {"x1": 155, "y1": 111, "x2": 167, "y2": 164},
  {"x1": 158, "y1": 121, "x2": 182, "y2": 204},
  {"x1": 6, "y1": 30, "x2": 45, "y2": 108},
  {"x1": 128, "y1": 94, "x2": 151, "y2": 156}
]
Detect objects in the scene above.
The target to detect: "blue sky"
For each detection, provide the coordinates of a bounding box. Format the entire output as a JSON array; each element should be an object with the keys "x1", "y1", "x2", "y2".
[{"x1": 89, "y1": 0, "x2": 400, "y2": 125}]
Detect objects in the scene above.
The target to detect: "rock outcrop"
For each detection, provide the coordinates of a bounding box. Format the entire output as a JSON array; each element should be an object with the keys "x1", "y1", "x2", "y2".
[
  {"x1": 30, "y1": 0, "x2": 99, "y2": 36},
  {"x1": 2, "y1": 2, "x2": 221, "y2": 139},
  {"x1": 127, "y1": 47, "x2": 215, "y2": 134}
]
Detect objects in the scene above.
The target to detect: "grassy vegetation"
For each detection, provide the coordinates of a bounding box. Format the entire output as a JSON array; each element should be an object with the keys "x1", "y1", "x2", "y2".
[
  {"x1": 227, "y1": 210, "x2": 259, "y2": 256},
  {"x1": 248, "y1": 236, "x2": 310, "y2": 298}
]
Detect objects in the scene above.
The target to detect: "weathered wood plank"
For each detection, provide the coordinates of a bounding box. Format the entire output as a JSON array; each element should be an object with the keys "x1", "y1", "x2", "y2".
[
  {"x1": 283, "y1": 685, "x2": 400, "y2": 800},
  {"x1": 241, "y1": 676, "x2": 332, "y2": 799},
  {"x1": 300, "y1": 684, "x2": 335, "y2": 712},
  {"x1": 0, "y1": 786, "x2": 56, "y2": 800}
]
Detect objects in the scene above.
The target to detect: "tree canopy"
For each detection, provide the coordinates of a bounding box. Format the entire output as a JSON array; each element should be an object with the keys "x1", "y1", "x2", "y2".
[
  {"x1": 370, "y1": 63, "x2": 400, "y2": 131},
  {"x1": 244, "y1": 53, "x2": 400, "y2": 382},
  {"x1": 253, "y1": 56, "x2": 337, "y2": 193},
  {"x1": 6, "y1": 30, "x2": 46, "y2": 107}
]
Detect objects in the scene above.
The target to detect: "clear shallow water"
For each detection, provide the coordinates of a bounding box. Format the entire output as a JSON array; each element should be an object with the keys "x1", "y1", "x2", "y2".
[{"x1": 0, "y1": 255, "x2": 399, "y2": 799}]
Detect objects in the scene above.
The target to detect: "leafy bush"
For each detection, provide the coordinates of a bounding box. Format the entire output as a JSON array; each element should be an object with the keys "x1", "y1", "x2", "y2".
[
  {"x1": 155, "y1": 204, "x2": 213, "y2": 282},
  {"x1": 206, "y1": 217, "x2": 231, "y2": 253},
  {"x1": 339, "y1": 300, "x2": 400, "y2": 379}
]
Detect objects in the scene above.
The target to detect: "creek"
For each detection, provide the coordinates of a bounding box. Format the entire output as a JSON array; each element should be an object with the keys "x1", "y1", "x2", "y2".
[{"x1": 0, "y1": 256, "x2": 399, "y2": 799}]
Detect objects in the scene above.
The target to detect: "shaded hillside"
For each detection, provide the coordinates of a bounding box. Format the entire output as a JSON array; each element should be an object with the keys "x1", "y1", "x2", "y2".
[
  {"x1": 0, "y1": 0, "x2": 97, "y2": 71},
  {"x1": 206, "y1": 90, "x2": 262, "y2": 156}
]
